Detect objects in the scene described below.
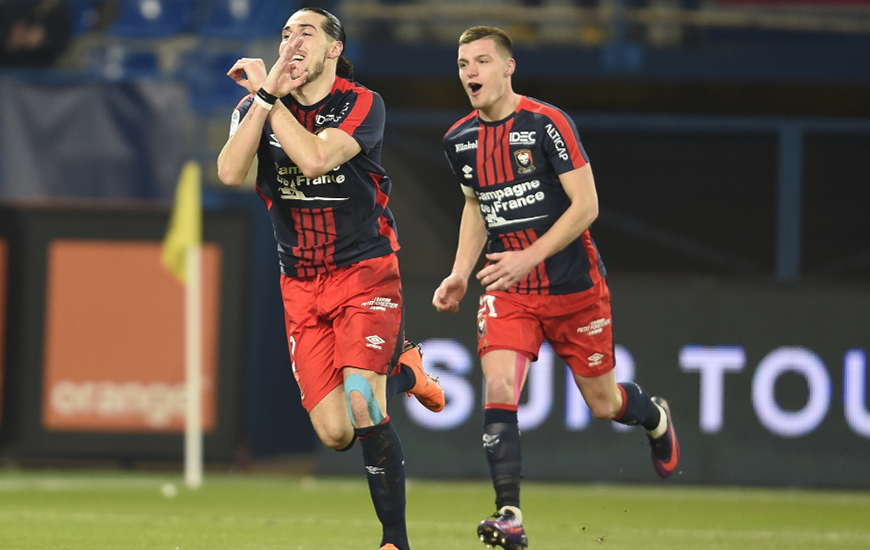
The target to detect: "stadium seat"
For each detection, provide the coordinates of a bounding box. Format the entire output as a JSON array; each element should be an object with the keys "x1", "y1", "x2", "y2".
[
  {"x1": 108, "y1": 0, "x2": 196, "y2": 38},
  {"x1": 194, "y1": 0, "x2": 299, "y2": 40},
  {"x1": 178, "y1": 49, "x2": 250, "y2": 113},
  {"x1": 67, "y1": 0, "x2": 100, "y2": 35},
  {"x1": 87, "y1": 45, "x2": 160, "y2": 80}
]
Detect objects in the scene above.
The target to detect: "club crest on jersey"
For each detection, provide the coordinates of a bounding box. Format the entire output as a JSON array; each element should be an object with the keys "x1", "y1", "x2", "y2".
[{"x1": 514, "y1": 149, "x2": 535, "y2": 174}]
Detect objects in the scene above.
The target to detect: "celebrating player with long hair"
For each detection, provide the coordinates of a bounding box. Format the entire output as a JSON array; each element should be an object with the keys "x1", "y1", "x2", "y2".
[{"x1": 218, "y1": 8, "x2": 444, "y2": 550}]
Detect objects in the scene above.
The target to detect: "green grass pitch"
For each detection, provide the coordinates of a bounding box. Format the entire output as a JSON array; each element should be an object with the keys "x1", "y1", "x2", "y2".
[{"x1": 1, "y1": 470, "x2": 869, "y2": 550}]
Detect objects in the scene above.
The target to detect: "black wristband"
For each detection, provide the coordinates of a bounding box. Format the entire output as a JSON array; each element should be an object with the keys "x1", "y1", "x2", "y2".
[{"x1": 256, "y1": 87, "x2": 277, "y2": 105}]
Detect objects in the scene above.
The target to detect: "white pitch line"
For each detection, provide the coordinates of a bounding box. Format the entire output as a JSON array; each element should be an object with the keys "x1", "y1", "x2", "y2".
[{"x1": 0, "y1": 477, "x2": 167, "y2": 492}]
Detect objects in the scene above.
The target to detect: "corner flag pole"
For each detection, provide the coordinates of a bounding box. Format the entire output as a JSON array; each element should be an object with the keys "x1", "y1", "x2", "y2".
[
  {"x1": 162, "y1": 160, "x2": 204, "y2": 489},
  {"x1": 184, "y1": 243, "x2": 203, "y2": 489}
]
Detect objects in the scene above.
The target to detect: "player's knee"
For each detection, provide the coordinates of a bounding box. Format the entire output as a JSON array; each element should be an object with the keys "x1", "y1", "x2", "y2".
[
  {"x1": 316, "y1": 425, "x2": 354, "y2": 450},
  {"x1": 347, "y1": 390, "x2": 372, "y2": 426},
  {"x1": 322, "y1": 434, "x2": 352, "y2": 450},
  {"x1": 344, "y1": 374, "x2": 384, "y2": 428},
  {"x1": 484, "y1": 376, "x2": 515, "y2": 404},
  {"x1": 588, "y1": 397, "x2": 620, "y2": 420}
]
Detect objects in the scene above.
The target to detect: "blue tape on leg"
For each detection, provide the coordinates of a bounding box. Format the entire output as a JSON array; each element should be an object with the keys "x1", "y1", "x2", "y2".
[{"x1": 344, "y1": 374, "x2": 384, "y2": 426}]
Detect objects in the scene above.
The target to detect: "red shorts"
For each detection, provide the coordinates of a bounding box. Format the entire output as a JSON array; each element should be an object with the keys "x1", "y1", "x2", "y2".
[
  {"x1": 280, "y1": 254, "x2": 404, "y2": 412},
  {"x1": 476, "y1": 278, "x2": 614, "y2": 378}
]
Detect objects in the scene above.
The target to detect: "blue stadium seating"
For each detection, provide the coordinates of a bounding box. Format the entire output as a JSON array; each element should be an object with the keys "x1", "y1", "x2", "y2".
[
  {"x1": 194, "y1": 0, "x2": 299, "y2": 40},
  {"x1": 107, "y1": 0, "x2": 196, "y2": 38},
  {"x1": 87, "y1": 45, "x2": 160, "y2": 80},
  {"x1": 67, "y1": 0, "x2": 100, "y2": 35},
  {"x1": 179, "y1": 48, "x2": 250, "y2": 113}
]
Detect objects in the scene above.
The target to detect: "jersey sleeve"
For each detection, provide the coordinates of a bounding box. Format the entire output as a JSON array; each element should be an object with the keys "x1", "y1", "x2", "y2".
[
  {"x1": 229, "y1": 94, "x2": 254, "y2": 137},
  {"x1": 335, "y1": 89, "x2": 384, "y2": 154},
  {"x1": 541, "y1": 108, "x2": 589, "y2": 175},
  {"x1": 442, "y1": 136, "x2": 458, "y2": 175},
  {"x1": 442, "y1": 132, "x2": 467, "y2": 194}
]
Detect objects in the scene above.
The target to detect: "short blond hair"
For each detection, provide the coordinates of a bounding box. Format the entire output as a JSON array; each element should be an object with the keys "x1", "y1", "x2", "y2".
[{"x1": 458, "y1": 26, "x2": 513, "y2": 59}]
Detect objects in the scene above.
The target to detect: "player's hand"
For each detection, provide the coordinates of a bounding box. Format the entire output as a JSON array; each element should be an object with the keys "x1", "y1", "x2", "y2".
[
  {"x1": 263, "y1": 35, "x2": 308, "y2": 98},
  {"x1": 227, "y1": 57, "x2": 268, "y2": 94},
  {"x1": 477, "y1": 250, "x2": 540, "y2": 292},
  {"x1": 433, "y1": 273, "x2": 468, "y2": 313}
]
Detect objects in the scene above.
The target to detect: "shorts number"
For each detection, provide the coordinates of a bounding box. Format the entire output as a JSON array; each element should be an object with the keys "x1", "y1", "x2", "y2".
[
  {"x1": 478, "y1": 294, "x2": 498, "y2": 318},
  {"x1": 289, "y1": 335, "x2": 297, "y2": 373}
]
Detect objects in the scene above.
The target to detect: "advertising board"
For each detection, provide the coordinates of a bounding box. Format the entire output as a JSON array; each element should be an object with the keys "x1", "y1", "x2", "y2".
[{"x1": 319, "y1": 278, "x2": 870, "y2": 488}]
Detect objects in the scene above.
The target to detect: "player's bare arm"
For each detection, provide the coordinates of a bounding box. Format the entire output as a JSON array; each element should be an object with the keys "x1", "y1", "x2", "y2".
[
  {"x1": 477, "y1": 163, "x2": 599, "y2": 291},
  {"x1": 217, "y1": 111, "x2": 265, "y2": 186},
  {"x1": 433, "y1": 194, "x2": 487, "y2": 313},
  {"x1": 217, "y1": 63, "x2": 272, "y2": 187},
  {"x1": 217, "y1": 52, "x2": 285, "y2": 186},
  {"x1": 269, "y1": 108, "x2": 362, "y2": 178}
]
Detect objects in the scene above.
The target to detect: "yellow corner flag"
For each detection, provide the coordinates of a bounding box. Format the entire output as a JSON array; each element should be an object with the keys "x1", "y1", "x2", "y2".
[{"x1": 162, "y1": 160, "x2": 202, "y2": 284}]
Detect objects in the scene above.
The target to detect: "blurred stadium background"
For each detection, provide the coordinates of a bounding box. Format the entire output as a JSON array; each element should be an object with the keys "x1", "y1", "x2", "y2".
[{"x1": 0, "y1": 0, "x2": 869, "y2": 491}]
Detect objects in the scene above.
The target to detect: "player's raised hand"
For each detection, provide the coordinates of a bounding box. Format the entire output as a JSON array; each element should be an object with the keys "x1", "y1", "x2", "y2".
[
  {"x1": 433, "y1": 273, "x2": 468, "y2": 313},
  {"x1": 264, "y1": 34, "x2": 308, "y2": 97},
  {"x1": 227, "y1": 57, "x2": 268, "y2": 94}
]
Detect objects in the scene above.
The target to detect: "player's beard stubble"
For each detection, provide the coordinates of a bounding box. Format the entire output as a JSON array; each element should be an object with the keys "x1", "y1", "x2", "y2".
[{"x1": 302, "y1": 51, "x2": 329, "y2": 84}]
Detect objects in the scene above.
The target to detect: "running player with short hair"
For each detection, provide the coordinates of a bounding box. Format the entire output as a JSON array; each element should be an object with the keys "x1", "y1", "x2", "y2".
[
  {"x1": 217, "y1": 8, "x2": 444, "y2": 550},
  {"x1": 433, "y1": 25, "x2": 679, "y2": 550}
]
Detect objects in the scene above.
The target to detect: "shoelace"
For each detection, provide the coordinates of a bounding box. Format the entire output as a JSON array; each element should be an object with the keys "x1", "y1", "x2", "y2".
[
  {"x1": 404, "y1": 341, "x2": 440, "y2": 384},
  {"x1": 403, "y1": 341, "x2": 422, "y2": 354}
]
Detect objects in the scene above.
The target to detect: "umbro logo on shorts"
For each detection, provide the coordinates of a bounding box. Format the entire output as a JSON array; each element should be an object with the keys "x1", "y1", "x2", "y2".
[
  {"x1": 588, "y1": 353, "x2": 605, "y2": 366},
  {"x1": 365, "y1": 335, "x2": 385, "y2": 350}
]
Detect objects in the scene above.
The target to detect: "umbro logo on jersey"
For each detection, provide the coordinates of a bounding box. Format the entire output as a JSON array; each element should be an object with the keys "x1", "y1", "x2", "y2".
[
  {"x1": 509, "y1": 131, "x2": 536, "y2": 145},
  {"x1": 366, "y1": 466, "x2": 385, "y2": 475},
  {"x1": 588, "y1": 353, "x2": 605, "y2": 366},
  {"x1": 462, "y1": 165, "x2": 473, "y2": 179},
  {"x1": 269, "y1": 133, "x2": 282, "y2": 148},
  {"x1": 455, "y1": 141, "x2": 478, "y2": 152},
  {"x1": 365, "y1": 335, "x2": 385, "y2": 350}
]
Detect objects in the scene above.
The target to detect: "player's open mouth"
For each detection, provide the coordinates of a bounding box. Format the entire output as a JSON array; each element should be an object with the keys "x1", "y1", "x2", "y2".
[
  {"x1": 469, "y1": 83, "x2": 482, "y2": 94},
  {"x1": 293, "y1": 54, "x2": 305, "y2": 61}
]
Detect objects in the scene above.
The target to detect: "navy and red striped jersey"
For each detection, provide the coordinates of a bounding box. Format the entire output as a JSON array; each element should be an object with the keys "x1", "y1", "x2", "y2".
[
  {"x1": 443, "y1": 96, "x2": 606, "y2": 295},
  {"x1": 232, "y1": 77, "x2": 399, "y2": 277}
]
